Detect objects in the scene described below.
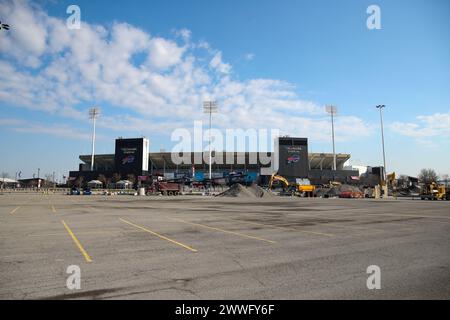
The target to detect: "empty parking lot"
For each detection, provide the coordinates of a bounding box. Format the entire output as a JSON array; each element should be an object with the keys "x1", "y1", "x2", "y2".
[{"x1": 1, "y1": 193, "x2": 449, "y2": 299}]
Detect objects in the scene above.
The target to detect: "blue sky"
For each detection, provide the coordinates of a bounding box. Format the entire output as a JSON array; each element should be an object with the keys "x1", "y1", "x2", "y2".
[{"x1": 0, "y1": 0, "x2": 449, "y2": 180}]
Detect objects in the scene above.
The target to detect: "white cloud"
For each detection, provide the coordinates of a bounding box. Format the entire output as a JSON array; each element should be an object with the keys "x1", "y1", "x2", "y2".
[
  {"x1": 0, "y1": 118, "x2": 24, "y2": 126},
  {"x1": 147, "y1": 37, "x2": 186, "y2": 70},
  {"x1": 174, "y1": 28, "x2": 192, "y2": 42},
  {"x1": 0, "y1": 0, "x2": 47, "y2": 67},
  {"x1": 209, "y1": 51, "x2": 231, "y2": 74},
  {"x1": 0, "y1": 0, "x2": 372, "y2": 144},
  {"x1": 0, "y1": 118, "x2": 92, "y2": 140},
  {"x1": 390, "y1": 112, "x2": 450, "y2": 139},
  {"x1": 244, "y1": 53, "x2": 255, "y2": 61}
]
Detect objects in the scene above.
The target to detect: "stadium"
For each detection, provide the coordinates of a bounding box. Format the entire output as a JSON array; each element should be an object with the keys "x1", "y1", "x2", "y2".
[{"x1": 69, "y1": 136, "x2": 359, "y2": 186}]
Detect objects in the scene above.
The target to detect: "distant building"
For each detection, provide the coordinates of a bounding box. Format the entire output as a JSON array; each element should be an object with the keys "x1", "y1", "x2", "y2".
[
  {"x1": 69, "y1": 137, "x2": 359, "y2": 186},
  {"x1": 18, "y1": 178, "x2": 53, "y2": 188},
  {"x1": 0, "y1": 178, "x2": 18, "y2": 188},
  {"x1": 343, "y1": 163, "x2": 369, "y2": 176}
]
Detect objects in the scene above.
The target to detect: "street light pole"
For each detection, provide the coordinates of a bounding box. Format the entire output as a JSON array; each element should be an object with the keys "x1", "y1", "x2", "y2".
[
  {"x1": 203, "y1": 101, "x2": 218, "y2": 181},
  {"x1": 376, "y1": 105, "x2": 387, "y2": 184},
  {"x1": 326, "y1": 105, "x2": 338, "y2": 171},
  {"x1": 89, "y1": 107, "x2": 101, "y2": 171}
]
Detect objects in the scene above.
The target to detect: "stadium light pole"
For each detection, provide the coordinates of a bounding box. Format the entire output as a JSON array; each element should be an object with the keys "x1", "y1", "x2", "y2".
[
  {"x1": 376, "y1": 105, "x2": 387, "y2": 184},
  {"x1": 325, "y1": 105, "x2": 338, "y2": 171},
  {"x1": 89, "y1": 107, "x2": 101, "y2": 171},
  {"x1": 203, "y1": 101, "x2": 218, "y2": 181}
]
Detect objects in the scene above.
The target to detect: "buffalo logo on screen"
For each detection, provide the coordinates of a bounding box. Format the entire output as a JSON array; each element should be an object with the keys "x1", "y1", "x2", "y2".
[
  {"x1": 122, "y1": 155, "x2": 135, "y2": 164},
  {"x1": 286, "y1": 154, "x2": 300, "y2": 164}
]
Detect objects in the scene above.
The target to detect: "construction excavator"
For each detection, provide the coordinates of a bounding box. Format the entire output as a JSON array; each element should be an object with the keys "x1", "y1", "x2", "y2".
[
  {"x1": 268, "y1": 173, "x2": 315, "y2": 197},
  {"x1": 386, "y1": 172, "x2": 397, "y2": 198},
  {"x1": 268, "y1": 174, "x2": 290, "y2": 190},
  {"x1": 420, "y1": 182, "x2": 447, "y2": 200}
]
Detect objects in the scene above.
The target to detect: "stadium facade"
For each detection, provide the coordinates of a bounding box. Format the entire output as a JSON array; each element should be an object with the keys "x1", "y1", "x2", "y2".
[{"x1": 68, "y1": 137, "x2": 359, "y2": 185}]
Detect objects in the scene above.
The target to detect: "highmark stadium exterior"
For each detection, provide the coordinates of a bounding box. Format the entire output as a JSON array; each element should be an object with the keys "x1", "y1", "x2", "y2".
[{"x1": 68, "y1": 137, "x2": 358, "y2": 186}]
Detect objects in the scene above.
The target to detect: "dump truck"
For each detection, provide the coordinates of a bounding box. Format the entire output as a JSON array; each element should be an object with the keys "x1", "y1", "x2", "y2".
[
  {"x1": 295, "y1": 178, "x2": 315, "y2": 197},
  {"x1": 147, "y1": 181, "x2": 181, "y2": 196}
]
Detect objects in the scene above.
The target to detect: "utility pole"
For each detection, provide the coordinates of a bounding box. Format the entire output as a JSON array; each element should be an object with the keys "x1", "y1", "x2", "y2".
[
  {"x1": 203, "y1": 101, "x2": 218, "y2": 181},
  {"x1": 376, "y1": 105, "x2": 387, "y2": 184},
  {"x1": 37, "y1": 168, "x2": 40, "y2": 189},
  {"x1": 326, "y1": 106, "x2": 338, "y2": 171},
  {"x1": 89, "y1": 107, "x2": 101, "y2": 171}
]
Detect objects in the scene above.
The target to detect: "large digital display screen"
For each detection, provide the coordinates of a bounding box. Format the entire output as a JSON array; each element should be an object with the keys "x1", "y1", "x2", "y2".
[
  {"x1": 114, "y1": 138, "x2": 148, "y2": 176},
  {"x1": 277, "y1": 137, "x2": 309, "y2": 178}
]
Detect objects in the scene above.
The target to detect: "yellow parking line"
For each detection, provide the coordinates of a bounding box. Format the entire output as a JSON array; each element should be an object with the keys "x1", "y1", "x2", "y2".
[
  {"x1": 227, "y1": 218, "x2": 334, "y2": 238},
  {"x1": 10, "y1": 206, "x2": 21, "y2": 214},
  {"x1": 28, "y1": 230, "x2": 123, "y2": 237},
  {"x1": 51, "y1": 205, "x2": 56, "y2": 213},
  {"x1": 170, "y1": 217, "x2": 277, "y2": 244},
  {"x1": 61, "y1": 220, "x2": 93, "y2": 263},
  {"x1": 119, "y1": 218, "x2": 197, "y2": 252}
]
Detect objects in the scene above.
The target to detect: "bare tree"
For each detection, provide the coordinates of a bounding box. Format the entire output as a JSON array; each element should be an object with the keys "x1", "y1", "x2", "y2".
[
  {"x1": 105, "y1": 176, "x2": 112, "y2": 188},
  {"x1": 1, "y1": 171, "x2": 9, "y2": 189},
  {"x1": 112, "y1": 173, "x2": 121, "y2": 183},
  {"x1": 418, "y1": 169, "x2": 438, "y2": 184},
  {"x1": 75, "y1": 176, "x2": 84, "y2": 188},
  {"x1": 97, "y1": 174, "x2": 107, "y2": 187},
  {"x1": 126, "y1": 174, "x2": 136, "y2": 184},
  {"x1": 44, "y1": 174, "x2": 53, "y2": 185}
]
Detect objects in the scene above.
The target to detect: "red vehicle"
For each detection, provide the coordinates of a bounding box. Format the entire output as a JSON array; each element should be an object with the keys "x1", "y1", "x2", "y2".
[
  {"x1": 147, "y1": 181, "x2": 181, "y2": 196},
  {"x1": 339, "y1": 190, "x2": 363, "y2": 198}
]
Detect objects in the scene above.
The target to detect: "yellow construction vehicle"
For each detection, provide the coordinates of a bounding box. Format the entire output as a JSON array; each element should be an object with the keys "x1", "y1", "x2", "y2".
[
  {"x1": 268, "y1": 174, "x2": 315, "y2": 197},
  {"x1": 387, "y1": 172, "x2": 396, "y2": 186},
  {"x1": 420, "y1": 182, "x2": 446, "y2": 200},
  {"x1": 295, "y1": 178, "x2": 315, "y2": 197},
  {"x1": 268, "y1": 174, "x2": 290, "y2": 190},
  {"x1": 386, "y1": 172, "x2": 397, "y2": 198},
  {"x1": 329, "y1": 181, "x2": 342, "y2": 187}
]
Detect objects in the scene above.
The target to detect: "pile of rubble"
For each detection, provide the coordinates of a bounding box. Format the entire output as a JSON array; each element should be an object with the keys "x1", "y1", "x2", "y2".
[
  {"x1": 315, "y1": 184, "x2": 363, "y2": 198},
  {"x1": 216, "y1": 184, "x2": 274, "y2": 198}
]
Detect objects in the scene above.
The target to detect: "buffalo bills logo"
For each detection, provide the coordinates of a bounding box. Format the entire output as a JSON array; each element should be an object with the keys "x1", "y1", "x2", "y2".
[
  {"x1": 286, "y1": 154, "x2": 300, "y2": 164},
  {"x1": 122, "y1": 155, "x2": 135, "y2": 164}
]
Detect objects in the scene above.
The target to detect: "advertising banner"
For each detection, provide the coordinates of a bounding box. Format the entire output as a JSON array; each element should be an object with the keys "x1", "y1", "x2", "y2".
[{"x1": 277, "y1": 137, "x2": 309, "y2": 178}]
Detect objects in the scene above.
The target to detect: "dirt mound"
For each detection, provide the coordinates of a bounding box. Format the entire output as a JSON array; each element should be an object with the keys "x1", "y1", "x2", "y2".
[
  {"x1": 249, "y1": 184, "x2": 275, "y2": 198},
  {"x1": 217, "y1": 183, "x2": 274, "y2": 198},
  {"x1": 315, "y1": 184, "x2": 362, "y2": 198}
]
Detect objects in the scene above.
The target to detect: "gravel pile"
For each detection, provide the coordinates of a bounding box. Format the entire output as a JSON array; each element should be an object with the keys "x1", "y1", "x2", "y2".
[
  {"x1": 217, "y1": 184, "x2": 274, "y2": 198},
  {"x1": 315, "y1": 184, "x2": 362, "y2": 197}
]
